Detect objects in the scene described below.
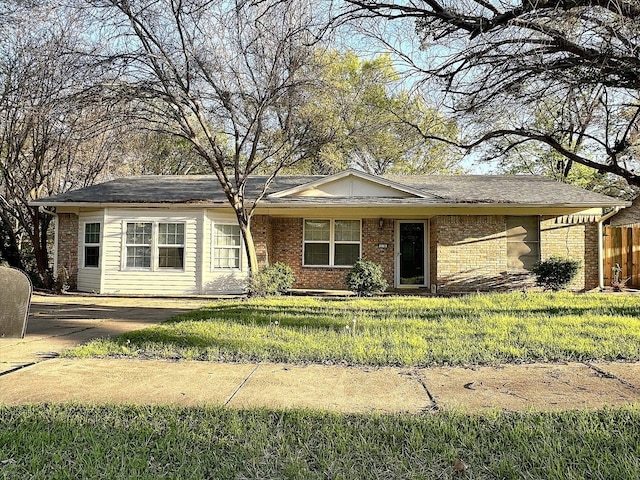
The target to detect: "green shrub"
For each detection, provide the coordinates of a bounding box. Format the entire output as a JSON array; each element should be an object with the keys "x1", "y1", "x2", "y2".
[
  {"x1": 247, "y1": 262, "x2": 295, "y2": 297},
  {"x1": 531, "y1": 257, "x2": 581, "y2": 291},
  {"x1": 345, "y1": 259, "x2": 388, "y2": 296}
]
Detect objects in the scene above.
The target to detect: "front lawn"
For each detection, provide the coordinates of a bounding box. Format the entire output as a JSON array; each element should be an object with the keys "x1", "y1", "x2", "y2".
[
  {"x1": 1, "y1": 404, "x2": 639, "y2": 479},
  {"x1": 68, "y1": 292, "x2": 640, "y2": 366}
]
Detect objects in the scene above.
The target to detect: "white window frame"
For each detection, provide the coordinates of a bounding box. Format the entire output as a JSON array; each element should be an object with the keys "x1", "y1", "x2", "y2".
[
  {"x1": 211, "y1": 223, "x2": 243, "y2": 270},
  {"x1": 82, "y1": 222, "x2": 101, "y2": 269},
  {"x1": 157, "y1": 222, "x2": 185, "y2": 270},
  {"x1": 124, "y1": 222, "x2": 153, "y2": 270},
  {"x1": 122, "y1": 221, "x2": 187, "y2": 271},
  {"x1": 303, "y1": 219, "x2": 361, "y2": 268}
]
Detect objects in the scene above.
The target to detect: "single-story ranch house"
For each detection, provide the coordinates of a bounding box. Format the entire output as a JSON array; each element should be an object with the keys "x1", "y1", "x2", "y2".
[{"x1": 32, "y1": 169, "x2": 629, "y2": 295}]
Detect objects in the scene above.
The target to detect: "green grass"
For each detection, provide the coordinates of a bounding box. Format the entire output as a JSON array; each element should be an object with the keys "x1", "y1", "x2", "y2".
[
  {"x1": 68, "y1": 292, "x2": 640, "y2": 366},
  {"x1": 1, "y1": 404, "x2": 639, "y2": 479}
]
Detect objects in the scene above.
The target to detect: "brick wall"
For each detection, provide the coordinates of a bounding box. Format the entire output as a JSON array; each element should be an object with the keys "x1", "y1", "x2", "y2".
[
  {"x1": 362, "y1": 218, "x2": 395, "y2": 287},
  {"x1": 584, "y1": 222, "x2": 600, "y2": 290},
  {"x1": 429, "y1": 220, "x2": 438, "y2": 288},
  {"x1": 251, "y1": 214, "x2": 272, "y2": 269},
  {"x1": 269, "y1": 217, "x2": 395, "y2": 290},
  {"x1": 433, "y1": 215, "x2": 598, "y2": 293},
  {"x1": 540, "y1": 217, "x2": 599, "y2": 290},
  {"x1": 433, "y1": 215, "x2": 531, "y2": 293},
  {"x1": 57, "y1": 213, "x2": 79, "y2": 290},
  {"x1": 261, "y1": 214, "x2": 599, "y2": 292}
]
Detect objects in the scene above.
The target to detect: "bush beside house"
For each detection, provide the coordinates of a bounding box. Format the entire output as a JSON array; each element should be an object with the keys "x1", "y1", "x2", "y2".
[
  {"x1": 531, "y1": 257, "x2": 581, "y2": 291},
  {"x1": 346, "y1": 259, "x2": 388, "y2": 296},
  {"x1": 247, "y1": 262, "x2": 295, "y2": 296}
]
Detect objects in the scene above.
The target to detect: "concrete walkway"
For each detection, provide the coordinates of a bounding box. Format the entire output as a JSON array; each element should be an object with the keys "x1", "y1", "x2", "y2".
[
  {"x1": 1, "y1": 294, "x2": 639, "y2": 413},
  {"x1": 1, "y1": 293, "x2": 213, "y2": 370}
]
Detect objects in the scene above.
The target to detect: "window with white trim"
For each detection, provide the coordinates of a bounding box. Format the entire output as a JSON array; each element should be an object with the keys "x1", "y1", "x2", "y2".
[
  {"x1": 303, "y1": 219, "x2": 361, "y2": 267},
  {"x1": 124, "y1": 222, "x2": 187, "y2": 270},
  {"x1": 334, "y1": 220, "x2": 361, "y2": 266},
  {"x1": 83, "y1": 222, "x2": 101, "y2": 268},
  {"x1": 158, "y1": 223, "x2": 185, "y2": 269},
  {"x1": 212, "y1": 224, "x2": 241, "y2": 269},
  {"x1": 125, "y1": 222, "x2": 152, "y2": 268}
]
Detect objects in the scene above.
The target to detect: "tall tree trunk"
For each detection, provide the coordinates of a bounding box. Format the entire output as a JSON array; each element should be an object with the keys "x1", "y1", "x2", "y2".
[
  {"x1": 29, "y1": 208, "x2": 52, "y2": 288},
  {"x1": 234, "y1": 210, "x2": 259, "y2": 278}
]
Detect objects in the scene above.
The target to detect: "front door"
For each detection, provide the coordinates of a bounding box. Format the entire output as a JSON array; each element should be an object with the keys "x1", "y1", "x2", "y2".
[{"x1": 396, "y1": 221, "x2": 428, "y2": 287}]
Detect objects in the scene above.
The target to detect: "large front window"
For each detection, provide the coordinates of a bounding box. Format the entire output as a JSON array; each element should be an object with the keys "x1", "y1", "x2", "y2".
[
  {"x1": 303, "y1": 219, "x2": 361, "y2": 267},
  {"x1": 213, "y1": 224, "x2": 241, "y2": 269},
  {"x1": 124, "y1": 222, "x2": 185, "y2": 270}
]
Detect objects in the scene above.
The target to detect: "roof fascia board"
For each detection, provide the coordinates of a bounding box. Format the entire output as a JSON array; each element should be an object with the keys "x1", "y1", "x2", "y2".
[
  {"x1": 256, "y1": 201, "x2": 630, "y2": 209},
  {"x1": 268, "y1": 168, "x2": 431, "y2": 199},
  {"x1": 32, "y1": 199, "x2": 631, "y2": 209},
  {"x1": 30, "y1": 202, "x2": 231, "y2": 208}
]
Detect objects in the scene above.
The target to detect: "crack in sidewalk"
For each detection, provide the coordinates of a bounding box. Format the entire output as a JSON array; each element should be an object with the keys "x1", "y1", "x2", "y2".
[
  {"x1": 0, "y1": 362, "x2": 37, "y2": 377},
  {"x1": 0, "y1": 327, "x2": 97, "y2": 377},
  {"x1": 1, "y1": 351, "x2": 63, "y2": 377},
  {"x1": 224, "y1": 364, "x2": 260, "y2": 406},
  {"x1": 583, "y1": 362, "x2": 640, "y2": 391},
  {"x1": 412, "y1": 370, "x2": 439, "y2": 411}
]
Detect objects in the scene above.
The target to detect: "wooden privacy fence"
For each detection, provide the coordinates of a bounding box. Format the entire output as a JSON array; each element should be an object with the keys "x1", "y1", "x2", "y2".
[{"x1": 603, "y1": 225, "x2": 640, "y2": 288}]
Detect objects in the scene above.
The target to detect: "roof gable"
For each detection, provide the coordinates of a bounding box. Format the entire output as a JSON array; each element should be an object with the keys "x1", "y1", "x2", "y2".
[{"x1": 269, "y1": 169, "x2": 434, "y2": 199}]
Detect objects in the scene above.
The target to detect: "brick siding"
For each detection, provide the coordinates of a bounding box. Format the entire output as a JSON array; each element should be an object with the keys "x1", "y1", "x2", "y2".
[
  {"x1": 57, "y1": 213, "x2": 79, "y2": 290},
  {"x1": 433, "y1": 215, "x2": 529, "y2": 293},
  {"x1": 262, "y1": 214, "x2": 599, "y2": 292},
  {"x1": 433, "y1": 215, "x2": 598, "y2": 293},
  {"x1": 540, "y1": 217, "x2": 599, "y2": 290},
  {"x1": 361, "y1": 218, "x2": 395, "y2": 288},
  {"x1": 267, "y1": 217, "x2": 395, "y2": 290},
  {"x1": 251, "y1": 214, "x2": 272, "y2": 269}
]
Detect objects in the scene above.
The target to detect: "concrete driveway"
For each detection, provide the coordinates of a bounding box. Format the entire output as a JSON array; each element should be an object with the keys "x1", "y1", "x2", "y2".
[{"x1": 0, "y1": 293, "x2": 213, "y2": 374}]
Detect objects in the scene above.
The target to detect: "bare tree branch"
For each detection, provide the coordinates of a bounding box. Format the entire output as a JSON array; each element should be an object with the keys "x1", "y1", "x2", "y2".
[
  {"x1": 86, "y1": 0, "x2": 330, "y2": 274},
  {"x1": 345, "y1": 0, "x2": 640, "y2": 188}
]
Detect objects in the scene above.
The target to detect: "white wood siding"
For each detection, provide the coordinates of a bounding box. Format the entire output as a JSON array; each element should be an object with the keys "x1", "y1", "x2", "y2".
[
  {"x1": 76, "y1": 212, "x2": 104, "y2": 293},
  {"x1": 202, "y1": 210, "x2": 248, "y2": 294},
  {"x1": 296, "y1": 177, "x2": 412, "y2": 198},
  {"x1": 90, "y1": 207, "x2": 248, "y2": 295},
  {"x1": 100, "y1": 208, "x2": 200, "y2": 295}
]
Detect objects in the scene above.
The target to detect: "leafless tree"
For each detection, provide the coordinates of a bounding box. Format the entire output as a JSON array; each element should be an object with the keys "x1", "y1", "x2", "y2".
[
  {"x1": 0, "y1": 4, "x2": 125, "y2": 286},
  {"x1": 87, "y1": 0, "x2": 330, "y2": 275},
  {"x1": 345, "y1": 0, "x2": 640, "y2": 187}
]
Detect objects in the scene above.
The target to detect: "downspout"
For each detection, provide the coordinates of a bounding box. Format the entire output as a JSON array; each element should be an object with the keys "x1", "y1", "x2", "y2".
[
  {"x1": 39, "y1": 207, "x2": 58, "y2": 279},
  {"x1": 598, "y1": 207, "x2": 620, "y2": 290}
]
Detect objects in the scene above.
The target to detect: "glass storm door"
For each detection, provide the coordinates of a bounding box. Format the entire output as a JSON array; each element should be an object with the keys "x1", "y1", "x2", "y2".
[{"x1": 398, "y1": 222, "x2": 427, "y2": 286}]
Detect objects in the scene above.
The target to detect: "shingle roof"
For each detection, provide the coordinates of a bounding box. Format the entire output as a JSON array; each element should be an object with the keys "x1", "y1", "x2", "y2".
[
  {"x1": 35, "y1": 175, "x2": 318, "y2": 205},
  {"x1": 33, "y1": 173, "x2": 625, "y2": 208},
  {"x1": 609, "y1": 196, "x2": 640, "y2": 226},
  {"x1": 384, "y1": 175, "x2": 622, "y2": 205}
]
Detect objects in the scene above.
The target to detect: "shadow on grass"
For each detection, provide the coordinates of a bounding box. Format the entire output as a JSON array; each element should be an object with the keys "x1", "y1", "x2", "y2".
[
  {"x1": 73, "y1": 293, "x2": 640, "y2": 365},
  {"x1": 165, "y1": 300, "x2": 640, "y2": 327}
]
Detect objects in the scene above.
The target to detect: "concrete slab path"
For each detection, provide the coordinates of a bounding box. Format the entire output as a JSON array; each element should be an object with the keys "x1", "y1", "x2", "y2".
[
  {"x1": 1, "y1": 294, "x2": 639, "y2": 413},
  {"x1": 0, "y1": 293, "x2": 212, "y2": 373}
]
